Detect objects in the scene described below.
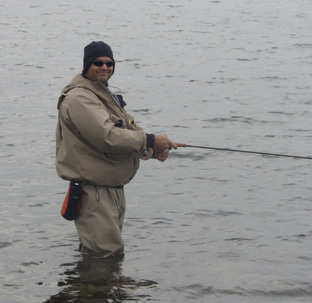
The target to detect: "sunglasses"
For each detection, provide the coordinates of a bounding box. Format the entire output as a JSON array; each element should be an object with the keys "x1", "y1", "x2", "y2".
[{"x1": 92, "y1": 60, "x2": 114, "y2": 68}]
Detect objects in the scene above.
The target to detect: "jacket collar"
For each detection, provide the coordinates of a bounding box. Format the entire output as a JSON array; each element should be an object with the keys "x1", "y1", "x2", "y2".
[{"x1": 58, "y1": 74, "x2": 127, "y2": 109}]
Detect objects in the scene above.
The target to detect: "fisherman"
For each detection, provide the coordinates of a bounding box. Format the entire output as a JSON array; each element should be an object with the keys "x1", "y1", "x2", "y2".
[{"x1": 56, "y1": 41, "x2": 177, "y2": 257}]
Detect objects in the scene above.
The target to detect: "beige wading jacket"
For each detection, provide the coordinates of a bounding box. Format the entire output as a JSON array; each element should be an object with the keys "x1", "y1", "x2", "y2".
[{"x1": 56, "y1": 74, "x2": 147, "y2": 187}]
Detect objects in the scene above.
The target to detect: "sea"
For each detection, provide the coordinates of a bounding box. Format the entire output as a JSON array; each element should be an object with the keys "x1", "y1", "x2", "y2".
[{"x1": 1, "y1": 0, "x2": 312, "y2": 302}]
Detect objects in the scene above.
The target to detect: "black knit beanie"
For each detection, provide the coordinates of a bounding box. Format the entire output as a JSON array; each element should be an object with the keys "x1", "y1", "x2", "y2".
[{"x1": 82, "y1": 41, "x2": 115, "y2": 75}]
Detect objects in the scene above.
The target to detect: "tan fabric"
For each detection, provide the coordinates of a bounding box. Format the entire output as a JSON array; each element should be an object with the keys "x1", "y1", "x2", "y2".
[
  {"x1": 75, "y1": 184, "x2": 126, "y2": 257},
  {"x1": 56, "y1": 74, "x2": 147, "y2": 186}
]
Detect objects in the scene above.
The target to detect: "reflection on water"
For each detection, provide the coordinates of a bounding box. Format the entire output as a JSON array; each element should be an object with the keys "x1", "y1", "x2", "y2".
[{"x1": 43, "y1": 255, "x2": 157, "y2": 303}]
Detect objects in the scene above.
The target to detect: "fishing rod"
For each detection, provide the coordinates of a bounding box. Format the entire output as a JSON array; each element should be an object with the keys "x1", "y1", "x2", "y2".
[{"x1": 176, "y1": 143, "x2": 312, "y2": 160}]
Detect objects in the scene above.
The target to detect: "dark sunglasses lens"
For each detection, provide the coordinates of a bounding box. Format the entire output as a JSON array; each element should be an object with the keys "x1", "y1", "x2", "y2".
[
  {"x1": 93, "y1": 61, "x2": 103, "y2": 67},
  {"x1": 93, "y1": 61, "x2": 114, "y2": 68},
  {"x1": 106, "y1": 61, "x2": 114, "y2": 67}
]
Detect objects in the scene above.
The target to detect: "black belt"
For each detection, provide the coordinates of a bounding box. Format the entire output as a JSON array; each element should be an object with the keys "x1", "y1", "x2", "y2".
[
  {"x1": 71, "y1": 181, "x2": 124, "y2": 189},
  {"x1": 114, "y1": 185, "x2": 124, "y2": 189}
]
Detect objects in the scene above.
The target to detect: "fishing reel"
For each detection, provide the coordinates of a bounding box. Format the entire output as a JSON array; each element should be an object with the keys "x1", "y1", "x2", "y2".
[{"x1": 140, "y1": 148, "x2": 153, "y2": 160}]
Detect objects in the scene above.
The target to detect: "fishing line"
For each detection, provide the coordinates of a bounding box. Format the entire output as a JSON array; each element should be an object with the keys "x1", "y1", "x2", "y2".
[{"x1": 176, "y1": 143, "x2": 312, "y2": 160}]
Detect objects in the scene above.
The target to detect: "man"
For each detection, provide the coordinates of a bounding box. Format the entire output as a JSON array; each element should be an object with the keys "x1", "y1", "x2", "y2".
[{"x1": 56, "y1": 41, "x2": 177, "y2": 257}]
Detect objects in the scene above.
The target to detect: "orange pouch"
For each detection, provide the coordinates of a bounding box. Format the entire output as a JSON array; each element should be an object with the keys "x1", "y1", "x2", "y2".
[{"x1": 61, "y1": 182, "x2": 83, "y2": 221}]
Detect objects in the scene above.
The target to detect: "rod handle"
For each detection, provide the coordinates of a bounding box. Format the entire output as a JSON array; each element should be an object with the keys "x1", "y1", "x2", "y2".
[{"x1": 175, "y1": 143, "x2": 187, "y2": 148}]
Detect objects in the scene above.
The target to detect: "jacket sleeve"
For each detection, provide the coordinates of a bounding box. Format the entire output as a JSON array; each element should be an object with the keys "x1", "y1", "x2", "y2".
[{"x1": 64, "y1": 89, "x2": 147, "y2": 154}]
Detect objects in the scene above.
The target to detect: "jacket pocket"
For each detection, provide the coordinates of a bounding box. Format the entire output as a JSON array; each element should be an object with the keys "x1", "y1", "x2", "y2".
[{"x1": 110, "y1": 114, "x2": 124, "y2": 128}]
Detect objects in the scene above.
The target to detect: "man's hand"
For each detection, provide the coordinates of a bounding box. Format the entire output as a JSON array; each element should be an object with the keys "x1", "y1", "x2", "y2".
[
  {"x1": 153, "y1": 135, "x2": 177, "y2": 154},
  {"x1": 154, "y1": 149, "x2": 170, "y2": 162}
]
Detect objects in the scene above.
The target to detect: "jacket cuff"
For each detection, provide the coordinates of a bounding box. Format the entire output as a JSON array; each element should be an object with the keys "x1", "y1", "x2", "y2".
[{"x1": 146, "y1": 133, "x2": 155, "y2": 148}]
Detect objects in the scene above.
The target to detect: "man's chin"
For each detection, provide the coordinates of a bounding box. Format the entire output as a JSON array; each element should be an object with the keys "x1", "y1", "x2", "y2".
[{"x1": 98, "y1": 76, "x2": 109, "y2": 83}]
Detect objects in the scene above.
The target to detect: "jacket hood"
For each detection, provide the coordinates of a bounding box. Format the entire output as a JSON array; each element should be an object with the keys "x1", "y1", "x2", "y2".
[{"x1": 57, "y1": 74, "x2": 110, "y2": 110}]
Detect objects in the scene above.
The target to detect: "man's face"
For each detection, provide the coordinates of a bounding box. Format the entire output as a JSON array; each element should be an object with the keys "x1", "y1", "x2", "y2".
[{"x1": 85, "y1": 56, "x2": 114, "y2": 84}]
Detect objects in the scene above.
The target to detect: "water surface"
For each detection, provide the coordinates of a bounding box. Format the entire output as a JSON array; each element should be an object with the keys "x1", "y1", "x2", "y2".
[{"x1": 1, "y1": 0, "x2": 312, "y2": 302}]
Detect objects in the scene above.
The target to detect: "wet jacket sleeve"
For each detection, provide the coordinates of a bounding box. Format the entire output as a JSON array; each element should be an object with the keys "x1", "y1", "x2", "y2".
[{"x1": 65, "y1": 89, "x2": 146, "y2": 154}]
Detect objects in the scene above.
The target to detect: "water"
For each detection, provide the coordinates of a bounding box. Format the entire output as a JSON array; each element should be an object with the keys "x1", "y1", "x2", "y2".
[{"x1": 1, "y1": 0, "x2": 312, "y2": 302}]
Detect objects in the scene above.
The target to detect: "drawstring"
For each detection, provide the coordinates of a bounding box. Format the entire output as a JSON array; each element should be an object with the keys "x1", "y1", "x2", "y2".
[{"x1": 94, "y1": 185, "x2": 100, "y2": 202}]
